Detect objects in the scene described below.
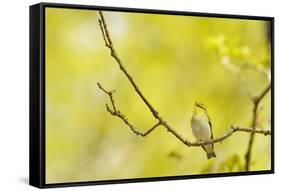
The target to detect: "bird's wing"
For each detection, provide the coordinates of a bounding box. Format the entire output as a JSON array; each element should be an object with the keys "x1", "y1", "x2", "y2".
[
  {"x1": 207, "y1": 114, "x2": 214, "y2": 149},
  {"x1": 201, "y1": 145, "x2": 207, "y2": 152}
]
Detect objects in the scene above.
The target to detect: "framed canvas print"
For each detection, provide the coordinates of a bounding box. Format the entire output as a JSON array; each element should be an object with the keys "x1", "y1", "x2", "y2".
[{"x1": 29, "y1": 2, "x2": 274, "y2": 188}]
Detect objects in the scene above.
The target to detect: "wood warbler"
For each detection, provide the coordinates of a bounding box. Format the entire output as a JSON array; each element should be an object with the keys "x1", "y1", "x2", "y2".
[{"x1": 191, "y1": 102, "x2": 216, "y2": 159}]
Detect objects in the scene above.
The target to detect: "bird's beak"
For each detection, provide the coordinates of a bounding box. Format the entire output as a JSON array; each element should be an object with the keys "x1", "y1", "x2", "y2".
[
  {"x1": 194, "y1": 101, "x2": 206, "y2": 110},
  {"x1": 194, "y1": 101, "x2": 199, "y2": 111}
]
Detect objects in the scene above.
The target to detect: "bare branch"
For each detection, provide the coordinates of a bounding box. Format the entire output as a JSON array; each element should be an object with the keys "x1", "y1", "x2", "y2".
[
  {"x1": 97, "y1": 82, "x2": 162, "y2": 137},
  {"x1": 98, "y1": 12, "x2": 113, "y2": 47},
  {"x1": 187, "y1": 126, "x2": 270, "y2": 146},
  {"x1": 98, "y1": 19, "x2": 110, "y2": 47},
  {"x1": 232, "y1": 126, "x2": 271, "y2": 136},
  {"x1": 98, "y1": 11, "x2": 159, "y2": 118},
  {"x1": 253, "y1": 83, "x2": 271, "y2": 105},
  {"x1": 245, "y1": 82, "x2": 271, "y2": 171},
  {"x1": 97, "y1": 82, "x2": 271, "y2": 147}
]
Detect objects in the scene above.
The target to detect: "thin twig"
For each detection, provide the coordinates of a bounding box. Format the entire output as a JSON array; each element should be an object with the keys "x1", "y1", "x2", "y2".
[
  {"x1": 245, "y1": 83, "x2": 271, "y2": 171},
  {"x1": 97, "y1": 82, "x2": 162, "y2": 137}
]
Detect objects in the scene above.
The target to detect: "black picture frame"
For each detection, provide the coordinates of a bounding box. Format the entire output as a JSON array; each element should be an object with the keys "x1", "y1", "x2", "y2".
[{"x1": 30, "y1": 2, "x2": 274, "y2": 189}]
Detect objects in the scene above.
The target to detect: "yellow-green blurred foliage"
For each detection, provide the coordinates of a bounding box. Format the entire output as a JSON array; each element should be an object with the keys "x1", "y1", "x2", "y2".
[{"x1": 45, "y1": 8, "x2": 271, "y2": 183}]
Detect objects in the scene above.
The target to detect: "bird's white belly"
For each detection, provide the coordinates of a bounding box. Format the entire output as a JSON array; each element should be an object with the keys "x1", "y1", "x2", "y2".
[{"x1": 191, "y1": 118, "x2": 211, "y2": 141}]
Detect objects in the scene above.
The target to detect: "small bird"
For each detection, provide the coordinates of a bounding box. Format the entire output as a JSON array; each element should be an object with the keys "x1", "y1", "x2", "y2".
[{"x1": 191, "y1": 102, "x2": 216, "y2": 159}]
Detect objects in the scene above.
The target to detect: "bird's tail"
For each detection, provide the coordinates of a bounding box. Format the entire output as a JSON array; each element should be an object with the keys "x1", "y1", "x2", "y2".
[
  {"x1": 206, "y1": 150, "x2": 216, "y2": 159},
  {"x1": 203, "y1": 144, "x2": 216, "y2": 159}
]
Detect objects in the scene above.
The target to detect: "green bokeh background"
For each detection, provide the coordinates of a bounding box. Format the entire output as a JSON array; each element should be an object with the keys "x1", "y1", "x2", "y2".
[{"x1": 45, "y1": 8, "x2": 271, "y2": 183}]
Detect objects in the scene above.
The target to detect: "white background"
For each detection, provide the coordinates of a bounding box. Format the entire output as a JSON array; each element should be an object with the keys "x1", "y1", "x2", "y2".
[{"x1": 0, "y1": 0, "x2": 279, "y2": 190}]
